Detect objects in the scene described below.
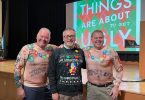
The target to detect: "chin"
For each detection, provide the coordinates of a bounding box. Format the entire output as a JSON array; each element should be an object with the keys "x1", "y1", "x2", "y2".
[
  {"x1": 40, "y1": 44, "x2": 47, "y2": 48},
  {"x1": 68, "y1": 45, "x2": 73, "y2": 47},
  {"x1": 94, "y1": 45, "x2": 101, "y2": 49},
  {"x1": 67, "y1": 43, "x2": 74, "y2": 47}
]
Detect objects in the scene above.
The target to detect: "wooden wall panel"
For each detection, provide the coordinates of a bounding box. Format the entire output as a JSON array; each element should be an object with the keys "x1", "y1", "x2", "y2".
[
  {"x1": 0, "y1": 72, "x2": 20, "y2": 100},
  {"x1": 139, "y1": 21, "x2": 145, "y2": 79},
  {"x1": 119, "y1": 91, "x2": 145, "y2": 100}
]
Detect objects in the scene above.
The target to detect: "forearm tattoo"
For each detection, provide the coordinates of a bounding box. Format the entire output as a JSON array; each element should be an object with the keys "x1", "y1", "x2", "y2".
[
  {"x1": 113, "y1": 56, "x2": 123, "y2": 72},
  {"x1": 14, "y1": 72, "x2": 22, "y2": 88}
]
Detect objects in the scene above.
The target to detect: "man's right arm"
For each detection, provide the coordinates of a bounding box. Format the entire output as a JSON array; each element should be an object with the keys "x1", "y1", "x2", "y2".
[
  {"x1": 48, "y1": 50, "x2": 58, "y2": 94},
  {"x1": 14, "y1": 45, "x2": 28, "y2": 87},
  {"x1": 14, "y1": 45, "x2": 29, "y2": 98}
]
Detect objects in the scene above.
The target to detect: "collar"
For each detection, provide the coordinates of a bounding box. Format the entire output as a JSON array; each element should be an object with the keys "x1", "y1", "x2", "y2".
[{"x1": 64, "y1": 44, "x2": 74, "y2": 49}]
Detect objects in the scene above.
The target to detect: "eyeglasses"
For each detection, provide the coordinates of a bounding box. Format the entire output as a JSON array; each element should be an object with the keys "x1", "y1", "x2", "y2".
[{"x1": 64, "y1": 35, "x2": 75, "y2": 38}]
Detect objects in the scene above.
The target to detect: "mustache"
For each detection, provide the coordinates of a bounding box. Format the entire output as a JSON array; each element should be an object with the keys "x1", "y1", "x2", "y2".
[{"x1": 95, "y1": 40, "x2": 102, "y2": 43}]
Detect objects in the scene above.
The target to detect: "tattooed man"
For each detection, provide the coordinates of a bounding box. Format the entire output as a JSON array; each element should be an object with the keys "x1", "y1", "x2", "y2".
[
  {"x1": 14, "y1": 28, "x2": 57, "y2": 100},
  {"x1": 83, "y1": 30, "x2": 123, "y2": 100}
]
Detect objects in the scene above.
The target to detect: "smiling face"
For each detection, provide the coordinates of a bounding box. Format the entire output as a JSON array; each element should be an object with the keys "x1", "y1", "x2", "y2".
[
  {"x1": 36, "y1": 28, "x2": 51, "y2": 49},
  {"x1": 63, "y1": 29, "x2": 76, "y2": 48},
  {"x1": 91, "y1": 30, "x2": 104, "y2": 50}
]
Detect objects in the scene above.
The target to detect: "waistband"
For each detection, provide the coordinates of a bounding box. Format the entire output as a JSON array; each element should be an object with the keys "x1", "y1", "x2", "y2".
[{"x1": 88, "y1": 81, "x2": 113, "y2": 87}]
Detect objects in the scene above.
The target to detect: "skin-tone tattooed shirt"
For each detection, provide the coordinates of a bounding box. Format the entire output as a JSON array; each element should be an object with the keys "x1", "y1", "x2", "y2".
[
  {"x1": 83, "y1": 46, "x2": 123, "y2": 86},
  {"x1": 14, "y1": 43, "x2": 57, "y2": 88}
]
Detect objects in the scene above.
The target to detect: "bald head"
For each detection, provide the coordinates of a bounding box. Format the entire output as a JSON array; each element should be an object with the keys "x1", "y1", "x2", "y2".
[
  {"x1": 37, "y1": 28, "x2": 51, "y2": 39},
  {"x1": 91, "y1": 30, "x2": 104, "y2": 38},
  {"x1": 36, "y1": 27, "x2": 51, "y2": 49}
]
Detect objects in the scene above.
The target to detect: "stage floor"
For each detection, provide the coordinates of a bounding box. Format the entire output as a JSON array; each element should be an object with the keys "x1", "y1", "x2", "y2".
[{"x1": 0, "y1": 60, "x2": 145, "y2": 96}]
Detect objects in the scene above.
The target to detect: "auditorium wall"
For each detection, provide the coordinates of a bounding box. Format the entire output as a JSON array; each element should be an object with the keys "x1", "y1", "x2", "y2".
[{"x1": 139, "y1": 21, "x2": 145, "y2": 79}]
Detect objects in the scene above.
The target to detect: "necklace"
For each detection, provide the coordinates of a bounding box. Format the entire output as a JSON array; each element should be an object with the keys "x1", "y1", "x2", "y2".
[
  {"x1": 27, "y1": 44, "x2": 49, "y2": 62},
  {"x1": 89, "y1": 49, "x2": 111, "y2": 62}
]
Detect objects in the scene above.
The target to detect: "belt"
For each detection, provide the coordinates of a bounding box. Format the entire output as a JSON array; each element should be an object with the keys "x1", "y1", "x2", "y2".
[{"x1": 88, "y1": 82, "x2": 113, "y2": 87}]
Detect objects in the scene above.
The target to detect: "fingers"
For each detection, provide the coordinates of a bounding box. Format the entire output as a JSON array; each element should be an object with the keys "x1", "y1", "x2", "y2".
[
  {"x1": 112, "y1": 95, "x2": 117, "y2": 100},
  {"x1": 111, "y1": 92, "x2": 118, "y2": 100},
  {"x1": 109, "y1": 90, "x2": 113, "y2": 96}
]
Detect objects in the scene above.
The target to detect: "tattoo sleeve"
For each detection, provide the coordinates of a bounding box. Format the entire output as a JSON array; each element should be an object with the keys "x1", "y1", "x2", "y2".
[
  {"x1": 14, "y1": 45, "x2": 28, "y2": 88},
  {"x1": 113, "y1": 51, "x2": 123, "y2": 86}
]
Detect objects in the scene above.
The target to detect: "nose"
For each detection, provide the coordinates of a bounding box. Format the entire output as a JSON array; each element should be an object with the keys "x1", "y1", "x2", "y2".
[{"x1": 42, "y1": 37, "x2": 47, "y2": 40}]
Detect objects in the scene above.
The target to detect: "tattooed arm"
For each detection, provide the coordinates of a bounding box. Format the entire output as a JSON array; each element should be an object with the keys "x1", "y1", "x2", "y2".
[
  {"x1": 112, "y1": 52, "x2": 123, "y2": 87},
  {"x1": 14, "y1": 45, "x2": 29, "y2": 98},
  {"x1": 110, "y1": 50, "x2": 123, "y2": 100},
  {"x1": 47, "y1": 44, "x2": 58, "y2": 50},
  {"x1": 14, "y1": 45, "x2": 29, "y2": 87}
]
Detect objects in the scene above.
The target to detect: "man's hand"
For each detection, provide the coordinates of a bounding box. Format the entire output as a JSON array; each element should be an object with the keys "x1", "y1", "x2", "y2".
[
  {"x1": 16, "y1": 86, "x2": 25, "y2": 99},
  {"x1": 74, "y1": 43, "x2": 80, "y2": 48},
  {"x1": 52, "y1": 93, "x2": 59, "y2": 100},
  {"x1": 58, "y1": 44, "x2": 64, "y2": 48},
  {"x1": 109, "y1": 85, "x2": 119, "y2": 100}
]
